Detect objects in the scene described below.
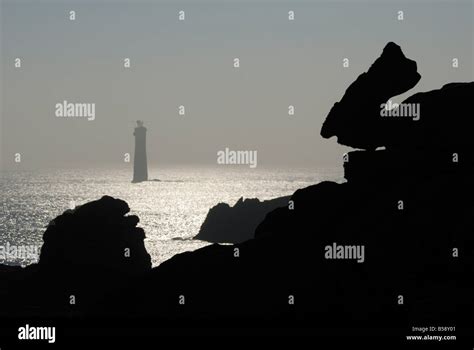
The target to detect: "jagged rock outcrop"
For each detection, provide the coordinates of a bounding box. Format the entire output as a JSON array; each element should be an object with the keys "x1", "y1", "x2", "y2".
[
  {"x1": 343, "y1": 149, "x2": 474, "y2": 184},
  {"x1": 194, "y1": 196, "x2": 290, "y2": 243},
  {"x1": 386, "y1": 82, "x2": 474, "y2": 151},
  {"x1": 321, "y1": 42, "x2": 474, "y2": 152},
  {"x1": 0, "y1": 196, "x2": 151, "y2": 318},
  {"x1": 321, "y1": 42, "x2": 421, "y2": 150},
  {"x1": 40, "y1": 195, "x2": 151, "y2": 273}
]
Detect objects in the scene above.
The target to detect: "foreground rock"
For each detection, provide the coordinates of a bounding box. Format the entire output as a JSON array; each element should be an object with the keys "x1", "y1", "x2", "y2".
[
  {"x1": 321, "y1": 42, "x2": 421, "y2": 150},
  {"x1": 194, "y1": 196, "x2": 290, "y2": 243},
  {"x1": 0, "y1": 196, "x2": 151, "y2": 318},
  {"x1": 321, "y1": 42, "x2": 474, "y2": 153},
  {"x1": 40, "y1": 195, "x2": 151, "y2": 273}
]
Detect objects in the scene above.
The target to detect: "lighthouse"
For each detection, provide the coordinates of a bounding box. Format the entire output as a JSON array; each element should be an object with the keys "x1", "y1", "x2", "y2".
[{"x1": 132, "y1": 120, "x2": 148, "y2": 183}]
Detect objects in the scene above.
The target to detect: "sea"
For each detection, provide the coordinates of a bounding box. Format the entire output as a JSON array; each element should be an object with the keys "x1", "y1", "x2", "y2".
[{"x1": 0, "y1": 166, "x2": 344, "y2": 267}]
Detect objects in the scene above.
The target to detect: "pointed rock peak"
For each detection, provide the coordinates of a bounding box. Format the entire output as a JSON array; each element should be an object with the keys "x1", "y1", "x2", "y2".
[{"x1": 320, "y1": 42, "x2": 421, "y2": 150}]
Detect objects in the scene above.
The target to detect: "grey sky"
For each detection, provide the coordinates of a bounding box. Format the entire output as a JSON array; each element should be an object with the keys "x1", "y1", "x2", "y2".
[{"x1": 1, "y1": 0, "x2": 472, "y2": 169}]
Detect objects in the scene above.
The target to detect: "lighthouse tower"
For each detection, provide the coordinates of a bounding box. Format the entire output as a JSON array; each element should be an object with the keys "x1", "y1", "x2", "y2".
[{"x1": 132, "y1": 120, "x2": 148, "y2": 183}]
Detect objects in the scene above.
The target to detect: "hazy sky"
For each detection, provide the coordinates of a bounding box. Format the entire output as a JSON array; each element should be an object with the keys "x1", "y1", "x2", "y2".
[{"x1": 1, "y1": 0, "x2": 472, "y2": 169}]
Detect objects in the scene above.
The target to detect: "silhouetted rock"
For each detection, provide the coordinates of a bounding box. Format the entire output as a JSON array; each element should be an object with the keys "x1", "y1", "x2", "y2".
[
  {"x1": 321, "y1": 42, "x2": 420, "y2": 150},
  {"x1": 321, "y1": 42, "x2": 474, "y2": 153},
  {"x1": 343, "y1": 149, "x2": 474, "y2": 184},
  {"x1": 385, "y1": 82, "x2": 474, "y2": 151},
  {"x1": 0, "y1": 196, "x2": 151, "y2": 318},
  {"x1": 194, "y1": 196, "x2": 290, "y2": 243},
  {"x1": 40, "y1": 195, "x2": 151, "y2": 273}
]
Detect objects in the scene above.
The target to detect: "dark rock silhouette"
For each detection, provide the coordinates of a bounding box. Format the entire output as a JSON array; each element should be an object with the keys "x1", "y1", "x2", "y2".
[
  {"x1": 321, "y1": 42, "x2": 421, "y2": 150},
  {"x1": 1, "y1": 42, "x2": 472, "y2": 336},
  {"x1": 40, "y1": 195, "x2": 151, "y2": 273},
  {"x1": 386, "y1": 82, "x2": 474, "y2": 150},
  {"x1": 0, "y1": 196, "x2": 151, "y2": 318},
  {"x1": 194, "y1": 196, "x2": 290, "y2": 243},
  {"x1": 321, "y1": 42, "x2": 474, "y2": 153},
  {"x1": 132, "y1": 120, "x2": 148, "y2": 183}
]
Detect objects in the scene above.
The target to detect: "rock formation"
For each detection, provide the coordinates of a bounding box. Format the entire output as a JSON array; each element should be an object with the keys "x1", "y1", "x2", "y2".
[
  {"x1": 0, "y1": 196, "x2": 151, "y2": 318},
  {"x1": 40, "y1": 195, "x2": 151, "y2": 273},
  {"x1": 194, "y1": 196, "x2": 291, "y2": 243},
  {"x1": 321, "y1": 42, "x2": 421, "y2": 150},
  {"x1": 321, "y1": 42, "x2": 474, "y2": 152}
]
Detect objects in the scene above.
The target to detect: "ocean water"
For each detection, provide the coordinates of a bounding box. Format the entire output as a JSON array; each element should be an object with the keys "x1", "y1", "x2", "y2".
[{"x1": 0, "y1": 166, "x2": 343, "y2": 266}]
